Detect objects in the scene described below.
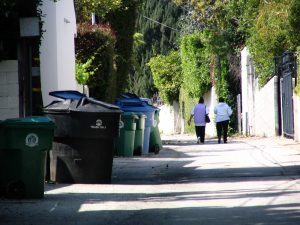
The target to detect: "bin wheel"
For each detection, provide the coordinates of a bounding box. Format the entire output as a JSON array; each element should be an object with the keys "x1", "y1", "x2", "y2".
[
  {"x1": 6, "y1": 180, "x2": 26, "y2": 199},
  {"x1": 153, "y1": 145, "x2": 160, "y2": 154}
]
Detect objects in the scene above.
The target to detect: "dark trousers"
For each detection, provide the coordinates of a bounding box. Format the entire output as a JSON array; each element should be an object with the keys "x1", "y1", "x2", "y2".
[
  {"x1": 195, "y1": 126, "x2": 205, "y2": 143},
  {"x1": 216, "y1": 120, "x2": 229, "y2": 143}
]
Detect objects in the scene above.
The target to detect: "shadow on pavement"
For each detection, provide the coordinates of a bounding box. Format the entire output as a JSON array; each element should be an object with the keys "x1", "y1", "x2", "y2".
[
  {"x1": 2, "y1": 189, "x2": 300, "y2": 225},
  {"x1": 112, "y1": 140, "x2": 300, "y2": 184},
  {"x1": 2, "y1": 136, "x2": 300, "y2": 225}
]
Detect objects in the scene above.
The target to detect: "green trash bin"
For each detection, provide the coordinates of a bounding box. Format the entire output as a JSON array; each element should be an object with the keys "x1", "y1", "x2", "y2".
[
  {"x1": 149, "y1": 109, "x2": 162, "y2": 154},
  {"x1": 133, "y1": 113, "x2": 147, "y2": 156},
  {"x1": 0, "y1": 116, "x2": 55, "y2": 199},
  {"x1": 116, "y1": 112, "x2": 138, "y2": 157}
]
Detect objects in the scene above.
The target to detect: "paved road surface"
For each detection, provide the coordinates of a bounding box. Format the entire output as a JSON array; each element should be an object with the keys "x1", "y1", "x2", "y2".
[{"x1": 1, "y1": 135, "x2": 300, "y2": 225}]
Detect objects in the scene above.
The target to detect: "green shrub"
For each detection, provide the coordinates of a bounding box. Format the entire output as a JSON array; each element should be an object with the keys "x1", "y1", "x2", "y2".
[
  {"x1": 75, "y1": 22, "x2": 117, "y2": 102},
  {"x1": 247, "y1": 0, "x2": 290, "y2": 86},
  {"x1": 148, "y1": 51, "x2": 182, "y2": 105}
]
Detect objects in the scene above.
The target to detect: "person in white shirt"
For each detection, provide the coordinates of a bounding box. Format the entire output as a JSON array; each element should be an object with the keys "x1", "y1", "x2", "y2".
[
  {"x1": 214, "y1": 97, "x2": 232, "y2": 144},
  {"x1": 188, "y1": 97, "x2": 209, "y2": 144}
]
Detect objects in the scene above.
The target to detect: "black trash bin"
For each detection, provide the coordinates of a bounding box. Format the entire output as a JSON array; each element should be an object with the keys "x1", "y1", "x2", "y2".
[{"x1": 44, "y1": 91, "x2": 122, "y2": 184}]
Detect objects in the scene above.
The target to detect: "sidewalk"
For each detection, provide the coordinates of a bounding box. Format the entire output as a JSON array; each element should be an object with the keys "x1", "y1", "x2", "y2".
[{"x1": 1, "y1": 135, "x2": 300, "y2": 225}]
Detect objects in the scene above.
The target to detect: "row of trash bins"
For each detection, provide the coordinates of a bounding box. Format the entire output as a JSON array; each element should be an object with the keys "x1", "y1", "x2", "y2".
[
  {"x1": 0, "y1": 91, "x2": 162, "y2": 199},
  {"x1": 115, "y1": 94, "x2": 162, "y2": 157}
]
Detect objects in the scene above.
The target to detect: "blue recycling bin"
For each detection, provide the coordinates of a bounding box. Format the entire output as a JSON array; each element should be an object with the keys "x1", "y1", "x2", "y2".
[{"x1": 115, "y1": 97, "x2": 156, "y2": 155}]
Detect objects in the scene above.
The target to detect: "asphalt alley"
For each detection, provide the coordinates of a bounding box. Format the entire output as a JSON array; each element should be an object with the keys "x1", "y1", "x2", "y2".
[{"x1": 1, "y1": 135, "x2": 300, "y2": 225}]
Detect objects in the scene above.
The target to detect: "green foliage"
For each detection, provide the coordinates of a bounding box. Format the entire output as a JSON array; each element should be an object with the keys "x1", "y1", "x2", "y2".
[
  {"x1": 135, "y1": 0, "x2": 183, "y2": 97},
  {"x1": 75, "y1": 23, "x2": 116, "y2": 102},
  {"x1": 125, "y1": 33, "x2": 148, "y2": 97},
  {"x1": 74, "y1": 0, "x2": 122, "y2": 22},
  {"x1": 247, "y1": 0, "x2": 290, "y2": 86},
  {"x1": 173, "y1": 0, "x2": 244, "y2": 133},
  {"x1": 288, "y1": 0, "x2": 300, "y2": 49},
  {"x1": 214, "y1": 58, "x2": 230, "y2": 100},
  {"x1": 76, "y1": 56, "x2": 97, "y2": 85},
  {"x1": 148, "y1": 51, "x2": 182, "y2": 104},
  {"x1": 180, "y1": 32, "x2": 211, "y2": 98},
  {"x1": 228, "y1": 0, "x2": 260, "y2": 39},
  {"x1": 133, "y1": 33, "x2": 145, "y2": 46},
  {"x1": 174, "y1": 0, "x2": 297, "y2": 89},
  {"x1": 179, "y1": 88, "x2": 198, "y2": 134},
  {"x1": 107, "y1": 0, "x2": 140, "y2": 96}
]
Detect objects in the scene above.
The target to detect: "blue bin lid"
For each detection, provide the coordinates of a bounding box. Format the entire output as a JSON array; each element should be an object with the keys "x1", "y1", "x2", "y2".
[
  {"x1": 115, "y1": 99, "x2": 156, "y2": 113},
  {"x1": 119, "y1": 93, "x2": 140, "y2": 99},
  {"x1": 49, "y1": 90, "x2": 86, "y2": 100}
]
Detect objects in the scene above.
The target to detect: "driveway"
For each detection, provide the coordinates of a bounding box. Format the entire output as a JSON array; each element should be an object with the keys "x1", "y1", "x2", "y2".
[{"x1": 1, "y1": 135, "x2": 300, "y2": 225}]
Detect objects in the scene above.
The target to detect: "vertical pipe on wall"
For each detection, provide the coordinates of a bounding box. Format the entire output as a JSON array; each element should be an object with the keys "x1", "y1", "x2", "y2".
[
  {"x1": 237, "y1": 94, "x2": 242, "y2": 134},
  {"x1": 245, "y1": 112, "x2": 249, "y2": 136}
]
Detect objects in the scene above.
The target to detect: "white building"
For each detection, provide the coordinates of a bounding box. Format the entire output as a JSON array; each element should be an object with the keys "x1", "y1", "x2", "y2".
[
  {"x1": 40, "y1": 0, "x2": 77, "y2": 106},
  {"x1": 0, "y1": 0, "x2": 77, "y2": 120}
]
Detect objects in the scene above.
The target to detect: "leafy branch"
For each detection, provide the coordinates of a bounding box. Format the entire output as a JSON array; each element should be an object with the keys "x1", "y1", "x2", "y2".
[{"x1": 76, "y1": 56, "x2": 98, "y2": 85}]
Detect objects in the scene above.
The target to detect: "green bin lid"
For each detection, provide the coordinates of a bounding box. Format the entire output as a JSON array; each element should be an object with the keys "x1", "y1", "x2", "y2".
[
  {"x1": 134, "y1": 112, "x2": 147, "y2": 118},
  {"x1": 2, "y1": 116, "x2": 56, "y2": 129},
  {"x1": 121, "y1": 112, "x2": 139, "y2": 119}
]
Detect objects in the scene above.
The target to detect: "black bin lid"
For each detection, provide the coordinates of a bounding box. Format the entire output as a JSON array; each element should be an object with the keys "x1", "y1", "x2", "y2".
[
  {"x1": 49, "y1": 90, "x2": 86, "y2": 100},
  {"x1": 44, "y1": 96, "x2": 122, "y2": 114},
  {"x1": 75, "y1": 97, "x2": 122, "y2": 113}
]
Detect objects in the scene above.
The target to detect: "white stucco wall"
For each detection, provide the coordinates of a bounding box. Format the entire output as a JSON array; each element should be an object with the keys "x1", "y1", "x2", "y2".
[
  {"x1": 40, "y1": 0, "x2": 77, "y2": 106},
  {"x1": 158, "y1": 87, "x2": 218, "y2": 137},
  {"x1": 158, "y1": 101, "x2": 180, "y2": 135},
  {"x1": 203, "y1": 86, "x2": 217, "y2": 137},
  {"x1": 241, "y1": 47, "x2": 257, "y2": 135},
  {"x1": 254, "y1": 76, "x2": 278, "y2": 137},
  {"x1": 0, "y1": 60, "x2": 19, "y2": 120},
  {"x1": 241, "y1": 47, "x2": 279, "y2": 137},
  {"x1": 294, "y1": 94, "x2": 300, "y2": 142}
]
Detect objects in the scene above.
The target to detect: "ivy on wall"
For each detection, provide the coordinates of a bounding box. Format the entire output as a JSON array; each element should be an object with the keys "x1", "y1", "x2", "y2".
[
  {"x1": 179, "y1": 88, "x2": 197, "y2": 133},
  {"x1": 180, "y1": 32, "x2": 211, "y2": 98},
  {"x1": 178, "y1": 28, "x2": 239, "y2": 133}
]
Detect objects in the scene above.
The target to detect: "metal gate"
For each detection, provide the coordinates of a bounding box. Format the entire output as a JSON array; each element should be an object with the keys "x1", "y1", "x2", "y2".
[{"x1": 280, "y1": 52, "x2": 295, "y2": 138}]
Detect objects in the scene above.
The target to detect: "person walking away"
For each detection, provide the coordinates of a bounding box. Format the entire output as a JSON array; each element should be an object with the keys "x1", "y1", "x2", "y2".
[
  {"x1": 214, "y1": 97, "x2": 232, "y2": 144},
  {"x1": 188, "y1": 97, "x2": 209, "y2": 144}
]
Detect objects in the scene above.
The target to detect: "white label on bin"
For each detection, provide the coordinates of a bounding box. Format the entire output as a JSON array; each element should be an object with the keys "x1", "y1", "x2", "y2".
[
  {"x1": 90, "y1": 119, "x2": 106, "y2": 129},
  {"x1": 25, "y1": 133, "x2": 39, "y2": 147},
  {"x1": 119, "y1": 120, "x2": 124, "y2": 129}
]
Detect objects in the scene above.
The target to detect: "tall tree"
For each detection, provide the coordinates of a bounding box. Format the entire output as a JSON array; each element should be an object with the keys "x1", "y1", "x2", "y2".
[
  {"x1": 107, "y1": 0, "x2": 140, "y2": 96},
  {"x1": 134, "y1": 0, "x2": 183, "y2": 97},
  {"x1": 247, "y1": 0, "x2": 291, "y2": 85}
]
